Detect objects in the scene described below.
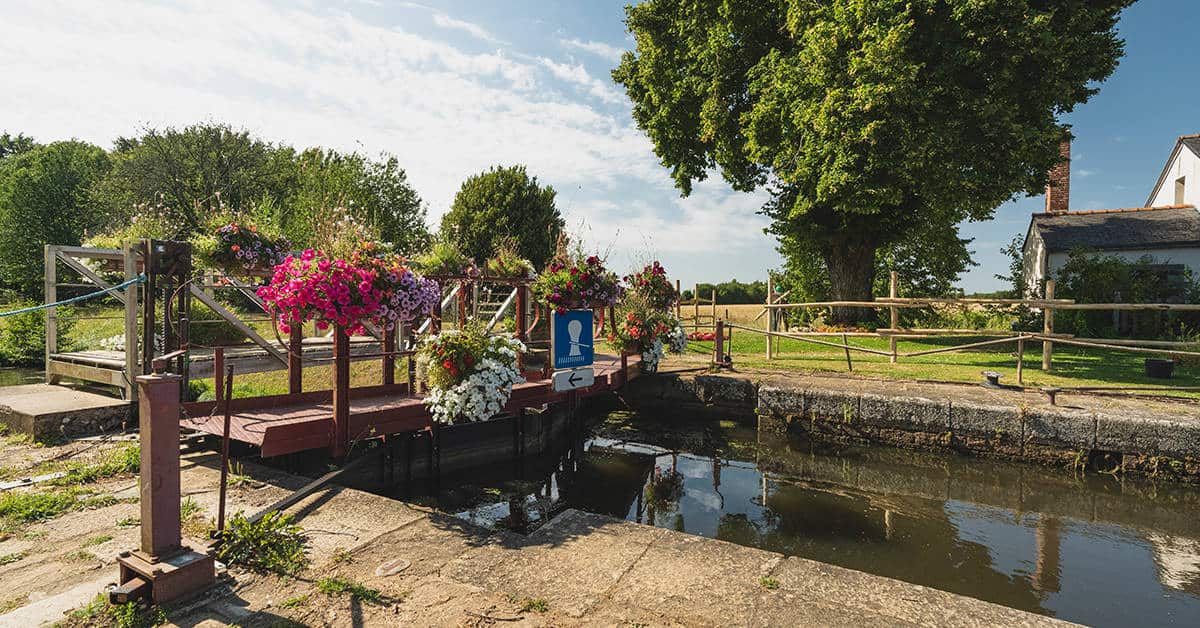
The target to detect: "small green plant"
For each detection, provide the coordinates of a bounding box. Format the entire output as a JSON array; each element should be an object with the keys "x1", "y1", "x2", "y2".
[
  {"x1": 759, "y1": 576, "x2": 780, "y2": 590},
  {"x1": 226, "y1": 461, "x2": 252, "y2": 488},
  {"x1": 116, "y1": 516, "x2": 140, "y2": 527},
  {"x1": 519, "y1": 597, "x2": 550, "y2": 613},
  {"x1": 0, "y1": 488, "x2": 80, "y2": 524},
  {"x1": 0, "y1": 594, "x2": 28, "y2": 614},
  {"x1": 84, "y1": 534, "x2": 114, "y2": 546},
  {"x1": 331, "y1": 547, "x2": 354, "y2": 564},
  {"x1": 67, "y1": 593, "x2": 167, "y2": 628},
  {"x1": 180, "y1": 497, "x2": 203, "y2": 520},
  {"x1": 64, "y1": 549, "x2": 98, "y2": 563},
  {"x1": 215, "y1": 511, "x2": 309, "y2": 575},
  {"x1": 0, "y1": 550, "x2": 27, "y2": 566},
  {"x1": 316, "y1": 577, "x2": 381, "y2": 603},
  {"x1": 279, "y1": 594, "x2": 308, "y2": 609},
  {"x1": 50, "y1": 444, "x2": 140, "y2": 486}
]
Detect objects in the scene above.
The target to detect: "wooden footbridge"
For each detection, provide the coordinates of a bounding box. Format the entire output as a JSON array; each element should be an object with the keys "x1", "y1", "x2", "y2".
[{"x1": 36, "y1": 239, "x2": 638, "y2": 458}]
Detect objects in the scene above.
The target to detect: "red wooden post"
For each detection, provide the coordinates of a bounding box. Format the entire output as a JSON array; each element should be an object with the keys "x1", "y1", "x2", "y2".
[
  {"x1": 212, "y1": 347, "x2": 225, "y2": 402},
  {"x1": 116, "y1": 372, "x2": 214, "y2": 604},
  {"x1": 288, "y1": 324, "x2": 303, "y2": 395},
  {"x1": 331, "y1": 326, "x2": 350, "y2": 458},
  {"x1": 382, "y1": 322, "x2": 396, "y2": 386}
]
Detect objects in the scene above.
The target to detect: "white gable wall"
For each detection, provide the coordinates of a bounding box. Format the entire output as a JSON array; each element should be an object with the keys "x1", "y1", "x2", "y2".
[
  {"x1": 1046, "y1": 247, "x2": 1200, "y2": 282},
  {"x1": 1148, "y1": 145, "x2": 1200, "y2": 206}
]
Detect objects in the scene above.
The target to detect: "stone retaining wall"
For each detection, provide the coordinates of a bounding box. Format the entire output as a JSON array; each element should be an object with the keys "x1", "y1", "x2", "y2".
[{"x1": 625, "y1": 372, "x2": 1200, "y2": 482}]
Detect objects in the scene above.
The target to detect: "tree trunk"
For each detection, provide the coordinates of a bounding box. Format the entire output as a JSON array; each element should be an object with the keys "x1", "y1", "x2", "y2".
[{"x1": 822, "y1": 237, "x2": 878, "y2": 325}]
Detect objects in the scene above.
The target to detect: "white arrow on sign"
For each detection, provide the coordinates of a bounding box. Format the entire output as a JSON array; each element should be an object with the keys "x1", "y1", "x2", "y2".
[{"x1": 552, "y1": 367, "x2": 594, "y2": 392}]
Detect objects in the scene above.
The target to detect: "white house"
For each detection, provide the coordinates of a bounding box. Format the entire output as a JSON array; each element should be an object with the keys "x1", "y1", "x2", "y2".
[{"x1": 1021, "y1": 135, "x2": 1200, "y2": 296}]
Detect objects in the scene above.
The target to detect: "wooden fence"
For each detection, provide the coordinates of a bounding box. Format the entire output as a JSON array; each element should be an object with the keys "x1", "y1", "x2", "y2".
[
  {"x1": 676, "y1": 280, "x2": 717, "y2": 332},
  {"x1": 720, "y1": 272, "x2": 1200, "y2": 386}
]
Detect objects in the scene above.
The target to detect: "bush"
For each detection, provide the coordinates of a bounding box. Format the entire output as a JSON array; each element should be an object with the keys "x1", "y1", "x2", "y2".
[
  {"x1": 187, "y1": 301, "x2": 247, "y2": 347},
  {"x1": 0, "y1": 303, "x2": 73, "y2": 366},
  {"x1": 1051, "y1": 250, "x2": 1200, "y2": 339},
  {"x1": 416, "y1": 240, "x2": 477, "y2": 277}
]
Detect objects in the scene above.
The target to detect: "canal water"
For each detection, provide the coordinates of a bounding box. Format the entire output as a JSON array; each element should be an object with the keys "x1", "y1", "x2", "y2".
[
  {"x1": 384, "y1": 409, "x2": 1200, "y2": 626},
  {"x1": 0, "y1": 367, "x2": 42, "y2": 387}
]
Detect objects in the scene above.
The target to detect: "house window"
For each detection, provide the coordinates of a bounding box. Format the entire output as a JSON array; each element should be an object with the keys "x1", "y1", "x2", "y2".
[{"x1": 1175, "y1": 176, "x2": 1186, "y2": 204}]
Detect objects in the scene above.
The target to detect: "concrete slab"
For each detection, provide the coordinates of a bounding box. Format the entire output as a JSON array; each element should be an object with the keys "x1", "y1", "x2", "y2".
[{"x1": 0, "y1": 383, "x2": 129, "y2": 438}]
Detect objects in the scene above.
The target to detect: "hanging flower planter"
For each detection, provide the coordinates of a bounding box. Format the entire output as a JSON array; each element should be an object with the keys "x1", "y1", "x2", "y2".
[
  {"x1": 531, "y1": 255, "x2": 620, "y2": 314},
  {"x1": 609, "y1": 308, "x2": 687, "y2": 373},
  {"x1": 195, "y1": 220, "x2": 290, "y2": 277},
  {"x1": 256, "y1": 249, "x2": 439, "y2": 335},
  {"x1": 623, "y1": 261, "x2": 678, "y2": 311}
]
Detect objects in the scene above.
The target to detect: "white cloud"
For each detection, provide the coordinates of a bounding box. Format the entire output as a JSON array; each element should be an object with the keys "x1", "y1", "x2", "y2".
[
  {"x1": 1077, "y1": 169, "x2": 1097, "y2": 178},
  {"x1": 0, "y1": 0, "x2": 779, "y2": 286},
  {"x1": 538, "y1": 58, "x2": 625, "y2": 104},
  {"x1": 560, "y1": 38, "x2": 625, "y2": 62},
  {"x1": 431, "y1": 12, "x2": 504, "y2": 44}
]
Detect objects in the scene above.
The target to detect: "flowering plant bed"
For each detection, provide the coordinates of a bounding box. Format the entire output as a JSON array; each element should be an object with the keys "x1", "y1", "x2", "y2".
[
  {"x1": 623, "y1": 261, "x2": 677, "y2": 311},
  {"x1": 420, "y1": 325, "x2": 526, "y2": 424},
  {"x1": 417, "y1": 241, "x2": 479, "y2": 278},
  {"x1": 688, "y1": 331, "x2": 716, "y2": 341},
  {"x1": 609, "y1": 305, "x2": 686, "y2": 372},
  {"x1": 484, "y1": 247, "x2": 534, "y2": 279},
  {"x1": 195, "y1": 219, "x2": 290, "y2": 276},
  {"x1": 256, "y1": 248, "x2": 439, "y2": 335},
  {"x1": 531, "y1": 255, "x2": 620, "y2": 314}
]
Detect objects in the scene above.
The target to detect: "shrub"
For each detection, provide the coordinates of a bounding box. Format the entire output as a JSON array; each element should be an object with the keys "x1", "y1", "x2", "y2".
[
  {"x1": 416, "y1": 240, "x2": 477, "y2": 277},
  {"x1": 215, "y1": 511, "x2": 308, "y2": 575},
  {"x1": 193, "y1": 213, "x2": 289, "y2": 276},
  {"x1": 0, "y1": 303, "x2": 73, "y2": 366},
  {"x1": 187, "y1": 301, "x2": 247, "y2": 347}
]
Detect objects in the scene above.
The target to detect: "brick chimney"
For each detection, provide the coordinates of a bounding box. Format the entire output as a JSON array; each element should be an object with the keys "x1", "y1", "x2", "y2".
[{"x1": 1045, "y1": 139, "x2": 1070, "y2": 213}]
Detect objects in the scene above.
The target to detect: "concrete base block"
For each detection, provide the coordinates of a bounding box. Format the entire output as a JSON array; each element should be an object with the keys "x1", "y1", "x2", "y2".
[
  {"x1": 118, "y1": 547, "x2": 215, "y2": 605},
  {"x1": 758, "y1": 385, "x2": 806, "y2": 417},
  {"x1": 1024, "y1": 407, "x2": 1096, "y2": 451},
  {"x1": 861, "y1": 393, "x2": 949, "y2": 432}
]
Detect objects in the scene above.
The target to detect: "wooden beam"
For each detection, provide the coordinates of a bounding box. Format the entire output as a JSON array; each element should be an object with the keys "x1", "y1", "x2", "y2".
[
  {"x1": 189, "y1": 285, "x2": 287, "y2": 364},
  {"x1": 55, "y1": 252, "x2": 125, "y2": 305}
]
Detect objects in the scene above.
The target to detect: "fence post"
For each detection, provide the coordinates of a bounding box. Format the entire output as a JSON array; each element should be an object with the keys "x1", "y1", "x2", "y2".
[
  {"x1": 711, "y1": 288, "x2": 717, "y2": 329},
  {"x1": 1017, "y1": 337, "x2": 1025, "y2": 385},
  {"x1": 213, "y1": 347, "x2": 225, "y2": 402},
  {"x1": 332, "y1": 326, "x2": 350, "y2": 458},
  {"x1": 675, "y1": 279, "x2": 681, "y2": 320},
  {"x1": 44, "y1": 245, "x2": 56, "y2": 383},
  {"x1": 515, "y1": 285, "x2": 527, "y2": 372},
  {"x1": 889, "y1": 271, "x2": 898, "y2": 364},
  {"x1": 693, "y1": 283, "x2": 700, "y2": 332},
  {"x1": 714, "y1": 319, "x2": 725, "y2": 366},
  {"x1": 765, "y1": 276, "x2": 774, "y2": 360},
  {"x1": 288, "y1": 324, "x2": 303, "y2": 394},
  {"x1": 382, "y1": 321, "x2": 395, "y2": 386},
  {"x1": 1042, "y1": 279, "x2": 1056, "y2": 371}
]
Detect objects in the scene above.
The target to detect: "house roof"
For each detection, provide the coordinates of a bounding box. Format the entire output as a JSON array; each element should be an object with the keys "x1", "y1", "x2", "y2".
[
  {"x1": 1146, "y1": 134, "x2": 1200, "y2": 206},
  {"x1": 1031, "y1": 205, "x2": 1200, "y2": 253}
]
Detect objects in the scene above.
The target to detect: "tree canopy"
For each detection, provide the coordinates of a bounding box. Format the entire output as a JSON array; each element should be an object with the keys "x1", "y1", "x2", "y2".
[
  {"x1": 440, "y1": 165, "x2": 564, "y2": 269},
  {"x1": 0, "y1": 141, "x2": 111, "y2": 296},
  {"x1": 614, "y1": 0, "x2": 1130, "y2": 321}
]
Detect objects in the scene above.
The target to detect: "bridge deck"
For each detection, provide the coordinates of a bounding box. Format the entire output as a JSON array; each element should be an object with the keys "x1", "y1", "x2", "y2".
[{"x1": 180, "y1": 354, "x2": 633, "y2": 457}]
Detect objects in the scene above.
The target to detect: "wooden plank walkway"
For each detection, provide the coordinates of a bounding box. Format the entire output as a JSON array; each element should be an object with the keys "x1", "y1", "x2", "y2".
[{"x1": 180, "y1": 354, "x2": 635, "y2": 457}]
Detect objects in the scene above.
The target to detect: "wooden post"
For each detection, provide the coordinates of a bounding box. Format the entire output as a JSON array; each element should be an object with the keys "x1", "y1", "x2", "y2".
[
  {"x1": 842, "y1": 332, "x2": 853, "y2": 372},
  {"x1": 711, "y1": 288, "x2": 717, "y2": 329},
  {"x1": 402, "y1": 322, "x2": 416, "y2": 392},
  {"x1": 725, "y1": 308, "x2": 732, "y2": 358},
  {"x1": 457, "y1": 280, "x2": 468, "y2": 328},
  {"x1": 141, "y1": 241, "x2": 156, "y2": 375},
  {"x1": 432, "y1": 285, "x2": 443, "y2": 334},
  {"x1": 1042, "y1": 279, "x2": 1055, "y2": 371},
  {"x1": 1017, "y1": 337, "x2": 1025, "y2": 385},
  {"x1": 765, "y1": 276, "x2": 774, "y2": 360},
  {"x1": 44, "y1": 245, "x2": 56, "y2": 383},
  {"x1": 213, "y1": 348, "x2": 225, "y2": 402},
  {"x1": 382, "y1": 321, "x2": 395, "y2": 386},
  {"x1": 889, "y1": 271, "x2": 898, "y2": 364},
  {"x1": 331, "y1": 326, "x2": 350, "y2": 458},
  {"x1": 217, "y1": 365, "x2": 233, "y2": 533},
  {"x1": 693, "y1": 283, "x2": 700, "y2": 332},
  {"x1": 124, "y1": 242, "x2": 139, "y2": 399},
  {"x1": 675, "y1": 279, "x2": 681, "y2": 320},
  {"x1": 288, "y1": 324, "x2": 303, "y2": 394},
  {"x1": 714, "y1": 319, "x2": 726, "y2": 367}
]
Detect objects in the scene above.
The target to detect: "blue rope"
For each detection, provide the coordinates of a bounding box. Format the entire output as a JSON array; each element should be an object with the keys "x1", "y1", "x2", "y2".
[{"x1": 0, "y1": 274, "x2": 148, "y2": 318}]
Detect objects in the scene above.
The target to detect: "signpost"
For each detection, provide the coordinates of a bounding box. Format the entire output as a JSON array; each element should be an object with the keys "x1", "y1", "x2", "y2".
[{"x1": 551, "y1": 309, "x2": 594, "y2": 392}]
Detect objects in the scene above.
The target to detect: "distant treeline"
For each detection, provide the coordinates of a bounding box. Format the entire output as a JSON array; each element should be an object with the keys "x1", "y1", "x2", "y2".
[{"x1": 680, "y1": 279, "x2": 767, "y2": 304}]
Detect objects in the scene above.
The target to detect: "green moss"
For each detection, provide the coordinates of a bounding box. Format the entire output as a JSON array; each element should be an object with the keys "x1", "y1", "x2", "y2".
[{"x1": 316, "y1": 577, "x2": 381, "y2": 604}]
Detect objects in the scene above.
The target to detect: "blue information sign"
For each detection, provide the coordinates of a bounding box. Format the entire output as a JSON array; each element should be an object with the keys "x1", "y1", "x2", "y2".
[{"x1": 552, "y1": 309, "x2": 594, "y2": 369}]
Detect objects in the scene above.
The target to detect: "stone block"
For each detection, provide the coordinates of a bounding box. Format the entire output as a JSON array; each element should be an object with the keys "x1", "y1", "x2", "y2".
[
  {"x1": 1095, "y1": 412, "x2": 1200, "y2": 458},
  {"x1": 695, "y1": 375, "x2": 756, "y2": 406},
  {"x1": 859, "y1": 393, "x2": 949, "y2": 432},
  {"x1": 757, "y1": 385, "x2": 805, "y2": 417},
  {"x1": 950, "y1": 402, "x2": 1021, "y2": 441},
  {"x1": 806, "y1": 388, "x2": 859, "y2": 424},
  {"x1": 1024, "y1": 407, "x2": 1095, "y2": 451}
]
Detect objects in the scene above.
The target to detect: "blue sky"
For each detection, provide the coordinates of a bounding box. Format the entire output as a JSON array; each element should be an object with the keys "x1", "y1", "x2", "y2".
[{"x1": 1, "y1": 0, "x2": 1195, "y2": 293}]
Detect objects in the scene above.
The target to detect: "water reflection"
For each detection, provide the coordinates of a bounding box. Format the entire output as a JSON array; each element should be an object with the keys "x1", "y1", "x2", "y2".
[{"x1": 398, "y1": 414, "x2": 1200, "y2": 627}]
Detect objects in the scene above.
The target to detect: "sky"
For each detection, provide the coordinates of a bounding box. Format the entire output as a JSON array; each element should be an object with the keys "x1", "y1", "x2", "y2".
[{"x1": 1, "y1": 0, "x2": 1196, "y2": 293}]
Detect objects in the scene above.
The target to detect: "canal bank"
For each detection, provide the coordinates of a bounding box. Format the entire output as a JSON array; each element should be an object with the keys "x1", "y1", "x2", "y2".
[
  {"x1": 626, "y1": 369, "x2": 1200, "y2": 481},
  {"x1": 0, "y1": 443, "x2": 1068, "y2": 627}
]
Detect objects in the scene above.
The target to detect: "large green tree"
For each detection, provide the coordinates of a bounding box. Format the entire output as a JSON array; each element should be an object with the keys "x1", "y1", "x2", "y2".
[
  {"x1": 440, "y1": 165, "x2": 563, "y2": 269},
  {"x1": 0, "y1": 132, "x2": 37, "y2": 160},
  {"x1": 614, "y1": 0, "x2": 1130, "y2": 322},
  {"x1": 93, "y1": 123, "x2": 293, "y2": 232},
  {"x1": 280, "y1": 148, "x2": 430, "y2": 254},
  {"x1": 0, "y1": 141, "x2": 111, "y2": 296}
]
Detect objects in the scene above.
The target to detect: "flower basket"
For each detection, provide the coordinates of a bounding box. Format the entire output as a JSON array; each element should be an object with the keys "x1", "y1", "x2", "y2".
[
  {"x1": 420, "y1": 326, "x2": 526, "y2": 424},
  {"x1": 623, "y1": 261, "x2": 677, "y2": 311},
  {"x1": 195, "y1": 220, "x2": 290, "y2": 277},
  {"x1": 256, "y1": 249, "x2": 438, "y2": 335},
  {"x1": 531, "y1": 255, "x2": 620, "y2": 315}
]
